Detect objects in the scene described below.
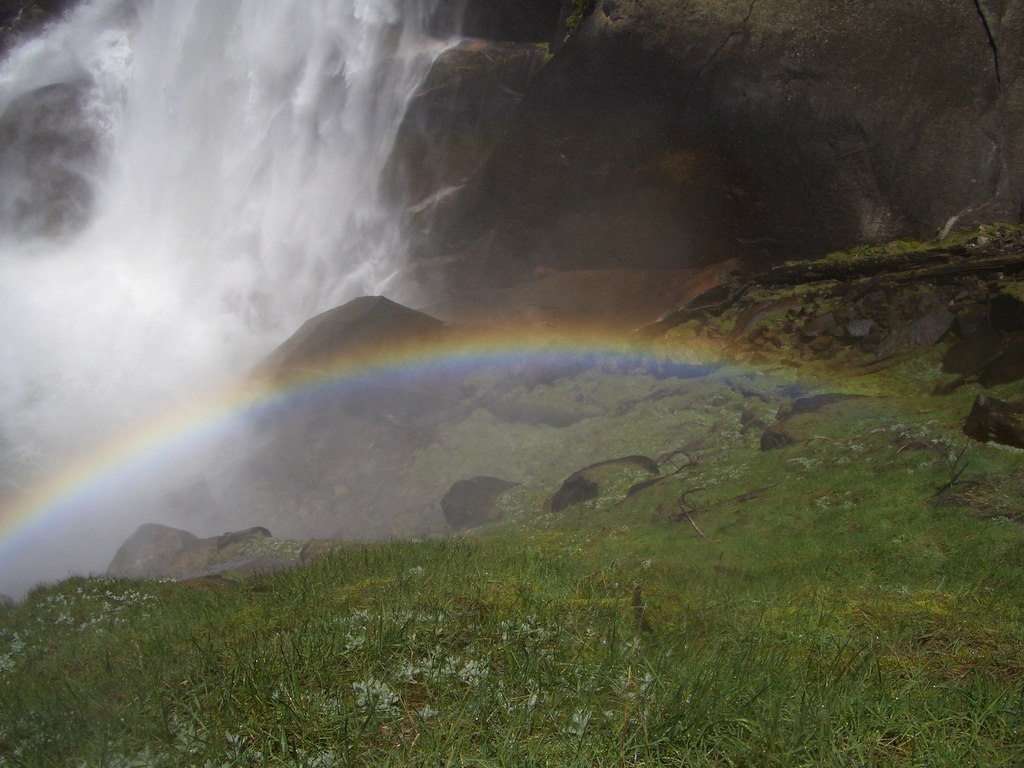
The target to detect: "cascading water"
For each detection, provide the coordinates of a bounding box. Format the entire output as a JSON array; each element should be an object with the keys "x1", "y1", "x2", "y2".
[{"x1": 0, "y1": 0, "x2": 450, "y2": 596}]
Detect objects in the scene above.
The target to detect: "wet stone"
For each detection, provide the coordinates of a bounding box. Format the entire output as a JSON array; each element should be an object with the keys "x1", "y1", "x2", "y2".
[
  {"x1": 441, "y1": 476, "x2": 519, "y2": 530},
  {"x1": 760, "y1": 423, "x2": 795, "y2": 451},
  {"x1": 964, "y1": 395, "x2": 1024, "y2": 448}
]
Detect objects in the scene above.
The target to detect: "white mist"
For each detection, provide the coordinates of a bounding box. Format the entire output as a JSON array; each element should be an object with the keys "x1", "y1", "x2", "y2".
[{"x1": 0, "y1": 0, "x2": 447, "y2": 597}]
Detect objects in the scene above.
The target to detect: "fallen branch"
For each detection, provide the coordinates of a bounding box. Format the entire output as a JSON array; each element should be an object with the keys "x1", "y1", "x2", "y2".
[{"x1": 671, "y1": 487, "x2": 710, "y2": 540}]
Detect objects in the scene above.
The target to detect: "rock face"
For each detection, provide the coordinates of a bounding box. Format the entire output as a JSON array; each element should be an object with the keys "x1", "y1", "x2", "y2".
[
  {"x1": 0, "y1": 80, "x2": 100, "y2": 239},
  {"x1": 409, "y1": 0, "x2": 1024, "y2": 291},
  {"x1": 0, "y1": 0, "x2": 75, "y2": 53},
  {"x1": 388, "y1": 39, "x2": 547, "y2": 237},
  {"x1": 430, "y1": 0, "x2": 563, "y2": 42}
]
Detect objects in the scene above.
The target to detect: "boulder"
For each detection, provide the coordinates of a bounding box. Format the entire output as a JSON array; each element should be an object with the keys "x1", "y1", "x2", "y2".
[
  {"x1": 943, "y1": 316, "x2": 1003, "y2": 376},
  {"x1": 255, "y1": 296, "x2": 447, "y2": 377},
  {"x1": 551, "y1": 474, "x2": 599, "y2": 512},
  {"x1": 941, "y1": 292, "x2": 1024, "y2": 387},
  {"x1": 964, "y1": 395, "x2": 1024, "y2": 448},
  {"x1": 979, "y1": 332, "x2": 1024, "y2": 387},
  {"x1": 440, "y1": 476, "x2": 520, "y2": 530},
  {"x1": 216, "y1": 526, "x2": 272, "y2": 551},
  {"x1": 877, "y1": 306, "x2": 955, "y2": 357},
  {"x1": 106, "y1": 523, "x2": 199, "y2": 578},
  {"x1": 107, "y1": 524, "x2": 283, "y2": 580},
  {"x1": 759, "y1": 423, "x2": 794, "y2": 452},
  {"x1": 551, "y1": 455, "x2": 659, "y2": 512}
]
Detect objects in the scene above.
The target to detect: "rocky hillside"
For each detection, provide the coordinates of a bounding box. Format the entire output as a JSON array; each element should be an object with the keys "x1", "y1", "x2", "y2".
[{"x1": 104, "y1": 225, "x2": 1024, "y2": 583}]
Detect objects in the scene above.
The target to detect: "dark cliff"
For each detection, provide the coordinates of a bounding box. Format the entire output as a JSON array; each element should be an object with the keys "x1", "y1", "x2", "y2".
[{"x1": 408, "y1": 0, "x2": 1024, "y2": 295}]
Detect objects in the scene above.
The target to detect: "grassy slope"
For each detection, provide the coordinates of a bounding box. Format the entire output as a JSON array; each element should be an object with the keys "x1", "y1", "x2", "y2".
[{"x1": 3, "y1": 241, "x2": 1024, "y2": 765}]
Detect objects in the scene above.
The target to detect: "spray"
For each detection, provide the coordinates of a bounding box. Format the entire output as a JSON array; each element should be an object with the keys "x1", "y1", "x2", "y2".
[{"x1": 0, "y1": 0, "x2": 448, "y2": 596}]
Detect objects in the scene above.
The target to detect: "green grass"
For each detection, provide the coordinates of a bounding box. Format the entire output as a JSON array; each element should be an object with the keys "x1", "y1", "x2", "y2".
[
  {"x1": 5, "y1": 309, "x2": 1024, "y2": 764},
  {"x1": 4, "y1": 397, "x2": 1024, "y2": 765}
]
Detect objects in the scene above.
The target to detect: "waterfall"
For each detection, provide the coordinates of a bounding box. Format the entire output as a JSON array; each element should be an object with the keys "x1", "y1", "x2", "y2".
[{"x1": 0, "y1": 0, "x2": 449, "y2": 594}]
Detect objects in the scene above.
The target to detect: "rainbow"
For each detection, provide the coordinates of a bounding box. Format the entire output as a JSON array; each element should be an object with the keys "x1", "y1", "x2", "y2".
[{"x1": 0, "y1": 328, "x2": 719, "y2": 563}]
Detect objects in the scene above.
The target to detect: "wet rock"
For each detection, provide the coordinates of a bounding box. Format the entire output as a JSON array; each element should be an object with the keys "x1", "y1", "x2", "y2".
[
  {"x1": 441, "y1": 476, "x2": 520, "y2": 530},
  {"x1": 216, "y1": 526, "x2": 272, "y2": 551},
  {"x1": 109, "y1": 524, "x2": 289, "y2": 580},
  {"x1": 964, "y1": 395, "x2": 1024, "y2": 449},
  {"x1": 943, "y1": 317, "x2": 1003, "y2": 375},
  {"x1": 740, "y1": 404, "x2": 765, "y2": 433},
  {"x1": 760, "y1": 423, "x2": 794, "y2": 451},
  {"x1": 800, "y1": 313, "x2": 837, "y2": 341},
  {"x1": 0, "y1": 1, "x2": 77, "y2": 54},
  {"x1": 846, "y1": 318, "x2": 875, "y2": 338},
  {"x1": 256, "y1": 296, "x2": 446, "y2": 377},
  {"x1": 0, "y1": 80, "x2": 100, "y2": 238},
  {"x1": 551, "y1": 474, "x2": 600, "y2": 512},
  {"x1": 990, "y1": 293, "x2": 1024, "y2": 333},
  {"x1": 106, "y1": 524, "x2": 199, "y2": 579},
  {"x1": 424, "y1": 0, "x2": 1024, "y2": 285},
  {"x1": 389, "y1": 39, "x2": 546, "y2": 219},
  {"x1": 953, "y1": 304, "x2": 992, "y2": 339},
  {"x1": 551, "y1": 455, "x2": 659, "y2": 512},
  {"x1": 979, "y1": 333, "x2": 1024, "y2": 387},
  {"x1": 877, "y1": 306, "x2": 954, "y2": 357}
]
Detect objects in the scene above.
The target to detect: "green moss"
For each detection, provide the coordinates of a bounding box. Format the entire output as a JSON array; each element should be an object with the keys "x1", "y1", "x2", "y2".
[{"x1": 566, "y1": 0, "x2": 596, "y2": 31}]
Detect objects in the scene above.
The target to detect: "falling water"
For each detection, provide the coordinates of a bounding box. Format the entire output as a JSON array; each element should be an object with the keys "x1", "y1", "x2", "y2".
[{"x1": 0, "y1": 0, "x2": 450, "y2": 595}]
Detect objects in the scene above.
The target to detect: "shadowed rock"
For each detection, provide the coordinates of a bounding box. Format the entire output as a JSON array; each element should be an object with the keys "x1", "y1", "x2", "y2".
[
  {"x1": 943, "y1": 316, "x2": 1003, "y2": 376},
  {"x1": 551, "y1": 474, "x2": 599, "y2": 512},
  {"x1": 979, "y1": 333, "x2": 1024, "y2": 387},
  {"x1": 107, "y1": 524, "x2": 285, "y2": 580},
  {"x1": 106, "y1": 524, "x2": 199, "y2": 578},
  {"x1": 760, "y1": 423, "x2": 794, "y2": 452},
  {"x1": 256, "y1": 296, "x2": 447, "y2": 377},
  {"x1": 551, "y1": 455, "x2": 659, "y2": 512},
  {"x1": 441, "y1": 476, "x2": 519, "y2": 530},
  {"x1": 964, "y1": 395, "x2": 1024, "y2": 449},
  {"x1": 877, "y1": 306, "x2": 955, "y2": 357},
  {"x1": 417, "y1": 0, "x2": 1024, "y2": 285},
  {"x1": 0, "y1": 80, "x2": 100, "y2": 238},
  {"x1": 216, "y1": 526, "x2": 272, "y2": 551}
]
